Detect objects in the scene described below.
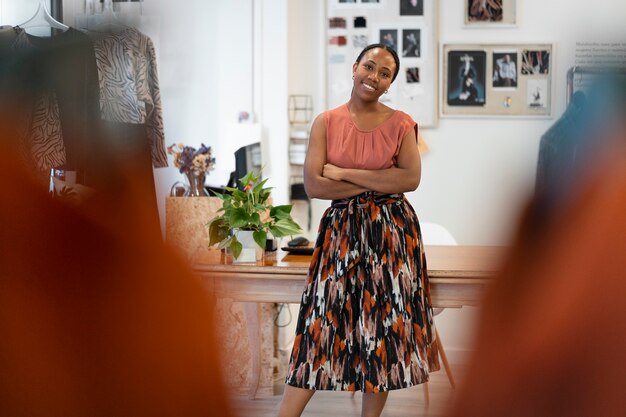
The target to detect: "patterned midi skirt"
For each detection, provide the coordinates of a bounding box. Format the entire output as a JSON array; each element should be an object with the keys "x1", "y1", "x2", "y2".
[{"x1": 285, "y1": 192, "x2": 440, "y2": 393}]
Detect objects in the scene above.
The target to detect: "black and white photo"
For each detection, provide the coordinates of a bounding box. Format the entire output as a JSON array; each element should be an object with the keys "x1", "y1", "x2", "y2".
[
  {"x1": 401, "y1": 29, "x2": 420, "y2": 58},
  {"x1": 379, "y1": 29, "x2": 398, "y2": 52},
  {"x1": 492, "y1": 52, "x2": 517, "y2": 88},
  {"x1": 527, "y1": 79, "x2": 548, "y2": 108},
  {"x1": 406, "y1": 67, "x2": 420, "y2": 83},
  {"x1": 400, "y1": 0, "x2": 423, "y2": 16},
  {"x1": 447, "y1": 50, "x2": 487, "y2": 106}
]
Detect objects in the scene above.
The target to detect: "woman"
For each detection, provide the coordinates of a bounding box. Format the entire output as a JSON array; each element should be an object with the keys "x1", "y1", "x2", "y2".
[{"x1": 278, "y1": 44, "x2": 439, "y2": 417}]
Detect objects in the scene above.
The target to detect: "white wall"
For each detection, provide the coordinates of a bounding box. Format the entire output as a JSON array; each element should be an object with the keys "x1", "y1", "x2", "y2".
[
  {"x1": 286, "y1": 0, "x2": 331, "y2": 239},
  {"x1": 410, "y1": 0, "x2": 626, "y2": 246},
  {"x1": 257, "y1": 0, "x2": 290, "y2": 206},
  {"x1": 0, "y1": 0, "x2": 49, "y2": 25}
]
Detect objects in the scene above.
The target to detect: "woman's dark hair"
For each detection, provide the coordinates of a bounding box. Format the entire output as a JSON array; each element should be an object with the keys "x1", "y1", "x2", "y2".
[{"x1": 355, "y1": 43, "x2": 401, "y2": 83}]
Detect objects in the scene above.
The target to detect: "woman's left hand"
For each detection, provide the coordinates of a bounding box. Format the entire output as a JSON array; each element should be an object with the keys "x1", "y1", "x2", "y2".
[{"x1": 322, "y1": 163, "x2": 344, "y2": 181}]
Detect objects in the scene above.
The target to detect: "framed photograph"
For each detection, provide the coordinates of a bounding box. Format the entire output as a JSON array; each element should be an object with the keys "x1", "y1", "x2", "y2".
[
  {"x1": 401, "y1": 29, "x2": 421, "y2": 57},
  {"x1": 492, "y1": 51, "x2": 518, "y2": 88},
  {"x1": 406, "y1": 67, "x2": 420, "y2": 83},
  {"x1": 464, "y1": 0, "x2": 517, "y2": 27},
  {"x1": 379, "y1": 29, "x2": 399, "y2": 52},
  {"x1": 442, "y1": 43, "x2": 553, "y2": 117},
  {"x1": 335, "y1": 0, "x2": 387, "y2": 8},
  {"x1": 521, "y1": 49, "x2": 551, "y2": 75},
  {"x1": 334, "y1": 0, "x2": 358, "y2": 9},
  {"x1": 527, "y1": 79, "x2": 548, "y2": 109},
  {"x1": 447, "y1": 50, "x2": 487, "y2": 106},
  {"x1": 359, "y1": 0, "x2": 386, "y2": 8},
  {"x1": 400, "y1": 0, "x2": 424, "y2": 16},
  {"x1": 326, "y1": 0, "x2": 439, "y2": 127}
]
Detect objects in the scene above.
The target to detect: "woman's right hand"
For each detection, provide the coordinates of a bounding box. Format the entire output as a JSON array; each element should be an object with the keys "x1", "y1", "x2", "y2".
[{"x1": 322, "y1": 163, "x2": 343, "y2": 181}]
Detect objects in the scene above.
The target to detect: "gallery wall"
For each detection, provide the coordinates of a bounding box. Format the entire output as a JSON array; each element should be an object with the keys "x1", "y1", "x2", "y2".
[
  {"x1": 289, "y1": 0, "x2": 626, "y2": 246},
  {"x1": 419, "y1": 0, "x2": 626, "y2": 245}
]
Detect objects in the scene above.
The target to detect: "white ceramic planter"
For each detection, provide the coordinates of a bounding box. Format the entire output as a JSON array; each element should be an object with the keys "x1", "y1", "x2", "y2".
[{"x1": 233, "y1": 230, "x2": 263, "y2": 263}]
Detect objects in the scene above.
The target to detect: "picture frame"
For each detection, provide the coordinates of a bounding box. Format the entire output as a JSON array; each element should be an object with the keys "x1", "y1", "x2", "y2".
[
  {"x1": 401, "y1": 29, "x2": 421, "y2": 58},
  {"x1": 400, "y1": 0, "x2": 424, "y2": 16},
  {"x1": 492, "y1": 51, "x2": 518, "y2": 88},
  {"x1": 379, "y1": 28, "x2": 399, "y2": 51},
  {"x1": 334, "y1": 0, "x2": 387, "y2": 9},
  {"x1": 441, "y1": 43, "x2": 554, "y2": 117},
  {"x1": 326, "y1": 0, "x2": 439, "y2": 127},
  {"x1": 359, "y1": 0, "x2": 386, "y2": 8},
  {"x1": 446, "y1": 50, "x2": 487, "y2": 107},
  {"x1": 464, "y1": 0, "x2": 517, "y2": 27}
]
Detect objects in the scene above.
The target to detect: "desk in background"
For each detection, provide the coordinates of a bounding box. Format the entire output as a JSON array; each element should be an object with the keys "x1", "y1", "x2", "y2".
[{"x1": 194, "y1": 245, "x2": 506, "y2": 398}]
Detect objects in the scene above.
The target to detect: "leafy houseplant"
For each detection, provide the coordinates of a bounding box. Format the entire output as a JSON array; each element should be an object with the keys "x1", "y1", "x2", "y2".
[{"x1": 207, "y1": 171, "x2": 303, "y2": 260}]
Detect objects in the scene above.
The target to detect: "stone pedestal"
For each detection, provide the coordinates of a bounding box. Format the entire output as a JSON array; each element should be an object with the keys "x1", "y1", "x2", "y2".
[
  {"x1": 165, "y1": 196, "x2": 276, "y2": 395},
  {"x1": 165, "y1": 196, "x2": 222, "y2": 262}
]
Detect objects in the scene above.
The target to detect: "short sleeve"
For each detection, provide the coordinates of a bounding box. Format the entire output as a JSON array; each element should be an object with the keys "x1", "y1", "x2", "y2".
[{"x1": 394, "y1": 111, "x2": 418, "y2": 158}]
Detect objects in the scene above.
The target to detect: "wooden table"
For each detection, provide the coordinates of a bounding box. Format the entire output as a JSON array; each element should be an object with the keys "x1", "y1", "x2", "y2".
[{"x1": 193, "y1": 245, "x2": 506, "y2": 398}]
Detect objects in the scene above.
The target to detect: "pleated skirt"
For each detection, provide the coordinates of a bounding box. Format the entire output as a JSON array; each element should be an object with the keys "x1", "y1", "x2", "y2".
[{"x1": 285, "y1": 192, "x2": 440, "y2": 393}]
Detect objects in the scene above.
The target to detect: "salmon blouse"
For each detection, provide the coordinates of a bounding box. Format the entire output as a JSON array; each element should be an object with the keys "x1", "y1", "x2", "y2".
[{"x1": 325, "y1": 103, "x2": 417, "y2": 170}]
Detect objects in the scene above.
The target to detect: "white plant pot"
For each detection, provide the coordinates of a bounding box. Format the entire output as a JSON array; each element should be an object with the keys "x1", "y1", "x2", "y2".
[{"x1": 233, "y1": 230, "x2": 263, "y2": 263}]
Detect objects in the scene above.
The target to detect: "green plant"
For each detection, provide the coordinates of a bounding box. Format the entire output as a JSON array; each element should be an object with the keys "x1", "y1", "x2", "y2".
[{"x1": 207, "y1": 171, "x2": 303, "y2": 259}]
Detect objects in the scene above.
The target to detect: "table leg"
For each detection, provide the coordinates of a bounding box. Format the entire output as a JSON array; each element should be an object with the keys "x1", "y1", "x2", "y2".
[
  {"x1": 244, "y1": 302, "x2": 261, "y2": 399},
  {"x1": 436, "y1": 328, "x2": 456, "y2": 389}
]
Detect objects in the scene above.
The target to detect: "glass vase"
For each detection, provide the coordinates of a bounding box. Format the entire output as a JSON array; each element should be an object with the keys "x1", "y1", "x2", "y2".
[{"x1": 184, "y1": 171, "x2": 209, "y2": 197}]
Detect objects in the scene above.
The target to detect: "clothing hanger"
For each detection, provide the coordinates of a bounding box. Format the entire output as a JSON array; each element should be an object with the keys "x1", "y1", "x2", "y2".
[
  {"x1": 18, "y1": 0, "x2": 69, "y2": 32},
  {"x1": 91, "y1": 0, "x2": 128, "y2": 32}
]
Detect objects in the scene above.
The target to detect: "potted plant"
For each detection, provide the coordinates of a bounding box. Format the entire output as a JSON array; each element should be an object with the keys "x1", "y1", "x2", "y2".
[{"x1": 207, "y1": 170, "x2": 303, "y2": 261}]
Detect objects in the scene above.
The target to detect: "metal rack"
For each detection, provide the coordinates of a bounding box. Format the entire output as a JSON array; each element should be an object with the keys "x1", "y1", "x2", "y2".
[
  {"x1": 288, "y1": 94, "x2": 313, "y2": 124},
  {"x1": 288, "y1": 94, "x2": 313, "y2": 230}
]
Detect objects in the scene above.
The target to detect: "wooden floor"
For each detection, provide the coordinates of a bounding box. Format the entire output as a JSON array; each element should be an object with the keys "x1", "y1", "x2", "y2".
[{"x1": 229, "y1": 365, "x2": 463, "y2": 417}]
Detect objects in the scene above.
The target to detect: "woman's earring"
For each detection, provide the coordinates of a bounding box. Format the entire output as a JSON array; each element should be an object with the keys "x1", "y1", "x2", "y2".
[
  {"x1": 352, "y1": 74, "x2": 355, "y2": 80},
  {"x1": 384, "y1": 90, "x2": 389, "y2": 94}
]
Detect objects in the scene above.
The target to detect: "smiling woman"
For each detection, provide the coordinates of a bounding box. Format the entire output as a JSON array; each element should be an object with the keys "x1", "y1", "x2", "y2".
[{"x1": 278, "y1": 44, "x2": 438, "y2": 417}]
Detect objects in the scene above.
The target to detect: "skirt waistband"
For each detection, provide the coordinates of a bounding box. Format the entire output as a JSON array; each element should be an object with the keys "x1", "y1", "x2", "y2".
[{"x1": 331, "y1": 192, "x2": 404, "y2": 209}]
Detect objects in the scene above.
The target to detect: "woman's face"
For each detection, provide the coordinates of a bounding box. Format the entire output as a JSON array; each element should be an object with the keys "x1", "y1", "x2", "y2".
[{"x1": 351, "y1": 48, "x2": 396, "y2": 101}]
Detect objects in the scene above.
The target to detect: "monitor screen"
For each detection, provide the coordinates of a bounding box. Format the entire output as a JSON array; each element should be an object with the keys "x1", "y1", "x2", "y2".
[{"x1": 233, "y1": 142, "x2": 262, "y2": 190}]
